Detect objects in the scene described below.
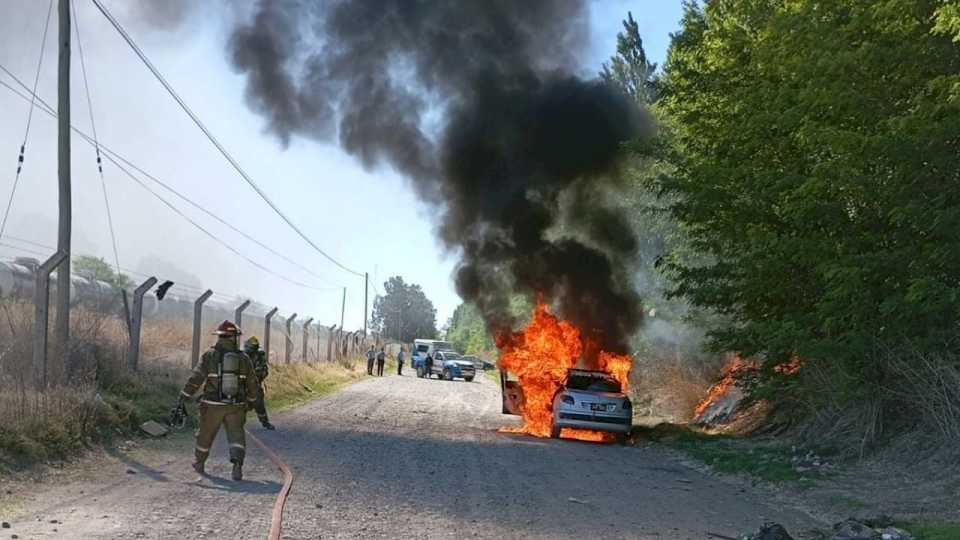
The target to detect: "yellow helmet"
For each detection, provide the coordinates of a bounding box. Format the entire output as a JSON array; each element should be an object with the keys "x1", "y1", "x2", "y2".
[{"x1": 243, "y1": 336, "x2": 260, "y2": 352}]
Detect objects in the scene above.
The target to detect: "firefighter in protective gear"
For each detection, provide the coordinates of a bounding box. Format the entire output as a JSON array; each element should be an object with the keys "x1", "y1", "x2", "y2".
[
  {"x1": 178, "y1": 320, "x2": 258, "y2": 481},
  {"x1": 243, "y1": 336, "x2": 275, "y2": 430}
]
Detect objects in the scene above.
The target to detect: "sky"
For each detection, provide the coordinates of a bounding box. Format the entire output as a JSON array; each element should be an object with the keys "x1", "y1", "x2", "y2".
[{"x1": 0, "y1": 0, "x2": 684, "y2": 332}]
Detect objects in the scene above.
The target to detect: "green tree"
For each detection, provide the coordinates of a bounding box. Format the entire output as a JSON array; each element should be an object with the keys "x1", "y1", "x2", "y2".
[
  {"x1": 600, "y1": 11, "x2": 658, "y2": 104},
  {"x1": 74, "y1": 255, "x2": 132, "y2": 289},
  {"x1": 656, "y1": 0, "x2": 960, "y2": 388},
  {"x1": 446, "y1": 302, "x2": 495, "y2": 354},
  {"x1": 370, "y1": 276, "x2": 438, "y2": 342}
]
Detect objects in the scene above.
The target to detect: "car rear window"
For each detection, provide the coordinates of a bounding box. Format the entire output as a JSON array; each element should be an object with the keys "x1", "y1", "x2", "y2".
[
  {"x1": 565, "y1": 374, "x2": 621, "y2": 393},
  {"x1": 416, "y1": 344, "x2": 429, "y2": 353}
]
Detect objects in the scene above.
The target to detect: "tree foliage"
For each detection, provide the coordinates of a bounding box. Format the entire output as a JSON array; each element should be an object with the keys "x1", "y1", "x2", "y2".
[
  {"x1": 73, "y1": 255, "x2": 132, "y2": 289},
  {"x1": 445, "y1": 303, "x2": 494, "y2": 355},
  {"x1": 370, "y1": 276, "x2": 438, "y2": 342},
  {"x1": 600, "y1": 11, "x2": 658, "y2": 104},
  {"x1": 655, "y1": 0, "x2": 960, "y2": 389}
]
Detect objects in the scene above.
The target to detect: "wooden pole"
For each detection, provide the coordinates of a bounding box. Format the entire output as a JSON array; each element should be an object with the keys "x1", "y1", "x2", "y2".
[
  {"x1": 363, "y1": 272, "x2": 368, "y2": 338},
  {"x1": 54, "y1": 0, "x2": 72, "y2": 362}
]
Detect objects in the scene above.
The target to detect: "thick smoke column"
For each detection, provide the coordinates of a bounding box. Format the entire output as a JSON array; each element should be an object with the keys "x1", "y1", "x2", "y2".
[{"x1": 228, "y1": 0, "x2": 646, "y2": 354}]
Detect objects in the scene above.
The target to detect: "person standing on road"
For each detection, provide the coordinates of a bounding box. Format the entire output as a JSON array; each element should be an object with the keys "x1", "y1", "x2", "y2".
[
  {"x1": 424, "y1": 353, "x2": 433, "y2": 379},
  {"x1": 376, "y1": 347, "x2": 386, "y2": 376},
  {"x1": 243, "y1": 336, "x2": 275, "y2": 430},
  {"x1": 366, "y1": 345, "x2": 375, "y2": 375},
  {"x1": 177, "y1": 320, "x2": 258, "y2": 481},
  {"x1": 396, "y1": 347, "x2": 405, "y2": 376}
]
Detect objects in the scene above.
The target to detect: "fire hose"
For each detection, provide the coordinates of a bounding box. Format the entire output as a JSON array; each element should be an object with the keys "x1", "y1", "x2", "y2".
[{"x1": 246, "y1": 429, "x2": 294, "y2": 540}]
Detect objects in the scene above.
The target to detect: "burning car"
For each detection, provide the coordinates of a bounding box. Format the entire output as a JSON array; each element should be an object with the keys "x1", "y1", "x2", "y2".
[{"x1": 549, "y1": 369, "x2": 632, "y2": 443}]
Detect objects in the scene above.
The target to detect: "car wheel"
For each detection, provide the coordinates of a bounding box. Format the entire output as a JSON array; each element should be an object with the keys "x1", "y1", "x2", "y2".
[
  {"x1": 616, "y1": 432, "x2": 629, "y2": 446},
  {"x1": 550, "y1": 423, "x2": 560, "y2": 439},
  {"x1": 464, "y1": 376, "x2": 474, "y2": 382},
  {"x1": 443, "y1": 369, "x2": 453, "y2": 381}
]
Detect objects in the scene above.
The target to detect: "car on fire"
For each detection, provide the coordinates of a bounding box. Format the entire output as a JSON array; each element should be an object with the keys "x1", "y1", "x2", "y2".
[{"x1": 550, "y1": 369, "x2": 632, "y2": 443}]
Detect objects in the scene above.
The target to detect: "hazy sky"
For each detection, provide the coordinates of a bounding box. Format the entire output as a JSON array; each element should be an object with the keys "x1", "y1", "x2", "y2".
[{"x1": 0, "y1": 0, "x2": 683, "y2": 331}]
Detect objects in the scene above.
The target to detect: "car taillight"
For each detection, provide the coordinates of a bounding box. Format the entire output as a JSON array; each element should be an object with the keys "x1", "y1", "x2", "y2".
[
  {"x1": 622, "y1": 399, "x2": 632, "y2": 410},
  {"x1": 561, "y1": 394, "x2": 575, "y2": 405}
]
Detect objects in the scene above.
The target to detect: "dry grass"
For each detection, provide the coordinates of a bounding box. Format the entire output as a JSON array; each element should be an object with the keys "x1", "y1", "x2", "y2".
[
  {"x1": 630, "y1": 354, "x2": 724, "y2": 423},
  {"x1": 0, "y1": 298, "x2": 369, "y2": 472}
]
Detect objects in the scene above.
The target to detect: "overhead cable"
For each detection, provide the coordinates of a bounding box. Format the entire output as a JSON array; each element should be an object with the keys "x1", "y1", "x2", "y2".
[{"x1": 89, "y1": 0, "x2": 366, "y2": 278}]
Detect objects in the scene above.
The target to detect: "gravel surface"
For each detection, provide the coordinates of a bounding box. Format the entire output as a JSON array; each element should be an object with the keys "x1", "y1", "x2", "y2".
[{"x1": 4, "y1": 372, "x2": 821, "y2": 539}]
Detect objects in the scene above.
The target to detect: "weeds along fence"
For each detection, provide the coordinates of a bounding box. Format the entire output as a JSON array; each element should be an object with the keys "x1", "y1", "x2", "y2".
[{"x1": 0, "y1": 278, "x2": 379, "y2": 436}]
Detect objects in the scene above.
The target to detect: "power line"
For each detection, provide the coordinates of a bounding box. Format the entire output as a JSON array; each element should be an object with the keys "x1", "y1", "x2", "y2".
[
  {"x1": 0, "y1": 0, "x2": 54, "y2": 241},
  {"x1": 73, "y1": 0, "x2": 123, "y2": 280},
  {"x1": 0, "y1": 60, "x2": 339, "y2": 288},
  {"x1": 89, "y1": 0, "x2": 366, "y2": 278},
  {"x1": 0, "y1": 70, "x2": 342, "y2": 294}
]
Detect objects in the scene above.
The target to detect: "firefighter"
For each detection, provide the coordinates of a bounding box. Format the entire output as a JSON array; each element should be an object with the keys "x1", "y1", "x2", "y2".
[
  {"x1": 424, "y1": 353, "x2": 434, "y2": 379},
  {"x1": 244, "y1": 336, "x2": 275, "y2": 430},
  {"x1": 177, "y1": 320, "x2": 259, "y2": 481},
  {"x1": 396, "y1": 346, "x2": 405, "y2": 376}
]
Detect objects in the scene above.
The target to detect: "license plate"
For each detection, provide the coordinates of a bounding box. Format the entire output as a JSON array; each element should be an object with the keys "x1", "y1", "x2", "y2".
[{"x1": 590, "y1": 403, "x2": 606, "y2": 412}]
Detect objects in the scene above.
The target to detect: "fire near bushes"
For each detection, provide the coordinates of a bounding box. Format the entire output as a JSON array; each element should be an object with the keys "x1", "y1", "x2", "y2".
[{"x1": 643, "y1": 0, "x2": 960, "y2": 444}]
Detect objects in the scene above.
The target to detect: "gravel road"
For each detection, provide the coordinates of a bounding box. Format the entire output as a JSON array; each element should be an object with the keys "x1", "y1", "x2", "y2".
[{"x1": 4, "y1": 371, "x2": 821, "y2": 539}]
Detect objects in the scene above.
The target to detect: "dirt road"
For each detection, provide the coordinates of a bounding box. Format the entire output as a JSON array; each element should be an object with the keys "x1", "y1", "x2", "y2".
[{"x1": 4, "y1": 372, "x2": 820, "y2": 539}]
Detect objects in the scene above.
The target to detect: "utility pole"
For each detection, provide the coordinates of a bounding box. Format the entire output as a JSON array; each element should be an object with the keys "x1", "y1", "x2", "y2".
[
  {"x1": 339, "y1": 287, "x2": 346, "y2": 336},
  {"x1": 54, "y1": 0, "x2": 72, "y2": 361},
  {"x1": 363, "y1": 272, "x2": 368, "y2": 338}
]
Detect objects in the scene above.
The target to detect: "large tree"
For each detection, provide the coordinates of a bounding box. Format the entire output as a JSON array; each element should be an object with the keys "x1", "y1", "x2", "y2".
[
  {"x1": 370, "y1": 276, "x2": 438, "y2": 342},
  {"x1": 656, "y1": 0, "x2": 960, "y2": 384},
  {"x1": 600, "y1": 11, "x2": 658, "y2": 104}
]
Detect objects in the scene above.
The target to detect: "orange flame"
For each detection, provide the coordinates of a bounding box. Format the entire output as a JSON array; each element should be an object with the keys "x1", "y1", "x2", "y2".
[
  {"x1": 693, "y1": 356, "x2": 757, "y2": 419},
  {"x1": 497, "y1": 302, "x2": 632, "y2": 442}
]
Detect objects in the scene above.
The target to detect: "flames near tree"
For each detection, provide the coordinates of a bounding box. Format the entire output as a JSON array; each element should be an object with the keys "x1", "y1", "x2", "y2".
[{"x1": 498, "y1": 302, "x2": 632, "y2": 442}]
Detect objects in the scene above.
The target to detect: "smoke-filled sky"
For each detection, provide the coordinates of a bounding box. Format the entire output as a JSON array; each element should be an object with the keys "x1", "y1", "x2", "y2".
[{"x1": 0, "y1": 1, "x2": 683, "y2": 331}]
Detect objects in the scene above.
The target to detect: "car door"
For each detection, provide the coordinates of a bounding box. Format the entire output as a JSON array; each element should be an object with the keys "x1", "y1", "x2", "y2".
[{"x1": 433, "y1": 352, "x2": 444, "y2": 376}]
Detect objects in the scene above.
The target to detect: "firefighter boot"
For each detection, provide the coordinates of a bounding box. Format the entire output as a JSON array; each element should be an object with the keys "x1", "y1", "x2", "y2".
[
  {"x1": 259, "y1": 415, "x2": 276, "y2": 430},
  {"x1": 231, "y1": 458, "x2": 243, "y2": 481}
]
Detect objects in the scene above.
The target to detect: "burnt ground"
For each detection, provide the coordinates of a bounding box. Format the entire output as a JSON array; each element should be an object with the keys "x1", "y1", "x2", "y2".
[{"x1": 1, "y1": 372, "x2": 824, "y2": 539}]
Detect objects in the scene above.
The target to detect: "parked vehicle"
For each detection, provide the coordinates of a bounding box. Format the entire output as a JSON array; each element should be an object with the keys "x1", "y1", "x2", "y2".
[
  {"x1": 550, "y1": 369, "x2": 632, "y2": 443},
  {"x1": 411, "y1": 339, "x2": 476, "y2": 381},
  {"x1": 461, "y1": 354, "x2": 494, "y2": 371}
]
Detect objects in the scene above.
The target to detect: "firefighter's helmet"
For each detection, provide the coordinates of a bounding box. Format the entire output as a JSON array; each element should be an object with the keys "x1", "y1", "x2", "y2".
[
  {"x1": 243, "y1": 336, "x2": 260, "y2": 352},
  {"x1": 213, "y1": 320, "x2": 242, "y2": 336}
]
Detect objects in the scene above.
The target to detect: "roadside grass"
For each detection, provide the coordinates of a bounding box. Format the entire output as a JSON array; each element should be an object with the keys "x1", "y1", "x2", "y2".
[
  {"x1": 0, "y1": 367, "x2": 186, "y2": 474},
  {"x1": 894, "y1": 522, "x2": 960, "y2": 540},
  {"x1": 259, "y1": 358, "x2": 366, "y2": 414},
  {"x1": 636, "y1": 423, "x2": 817, "y2": 485}
]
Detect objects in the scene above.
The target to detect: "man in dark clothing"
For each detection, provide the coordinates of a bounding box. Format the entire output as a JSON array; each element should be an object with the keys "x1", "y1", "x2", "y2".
[
  {"x1": 366, "y1": 346, "x2": 375, "y2": 375},
  {"x1": 424, "y1": 353, "x2": 433, "y2": 379},
  {"x1": 376, "y1": 347, "x2": 386, "y2": 376},
  {"x1": 396, "y1": 347, "x2": 405, "y2": 376}
]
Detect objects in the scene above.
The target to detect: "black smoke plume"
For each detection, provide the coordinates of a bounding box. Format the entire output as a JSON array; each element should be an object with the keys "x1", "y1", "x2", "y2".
[{"x1": 228, "y1": 0, "x2": 647, "y2": 354}]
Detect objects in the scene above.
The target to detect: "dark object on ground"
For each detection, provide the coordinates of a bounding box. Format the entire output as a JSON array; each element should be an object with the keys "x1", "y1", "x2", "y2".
[
  {"x1": 2, "y1": 522, "x2": 9, "y2": 528},
  {"x1": 140, "y1": 420, "x2": 169, "y2": 437},
  {"x1": 832, "y1": 519, "x2": 881, "y2": 540},
  {"x1": 261, "y1": 421, "x2": 276, "y2": 430},
  {"x1": 741, "y1": 522, "x2": 795, "y2": 540}
]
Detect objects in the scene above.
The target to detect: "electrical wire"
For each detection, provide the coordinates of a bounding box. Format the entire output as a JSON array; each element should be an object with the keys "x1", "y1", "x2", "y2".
[
  {"x1": 0, "y1": 61, "x2": 339, "y2": 288},
  {"x1": 0, "y1": 71, "x2": 342, "y2": 294},
  {"x1": 72, "y1": 0, "x2": 123, "y2": 280},
  {"x1": 0, "y1": 0, "x2": 54, "y2": 241},
  {"x1": 89, "y1": 0, "x2": 366, "y2": 278}
]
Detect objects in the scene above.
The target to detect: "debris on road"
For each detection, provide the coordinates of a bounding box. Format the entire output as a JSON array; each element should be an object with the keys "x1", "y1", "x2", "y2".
[
  {"x1": 140, "y1": 421, "x2": 169, "y2": 437},
  {"x1": 739, "y1": 522, "x2": 794, "y2": 540}
]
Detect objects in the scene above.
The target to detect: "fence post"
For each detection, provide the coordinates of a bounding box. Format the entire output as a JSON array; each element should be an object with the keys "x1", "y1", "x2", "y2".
[
  {"x1": 327, "y1": 325, "x2": 337, "y2": 362},
  {"x1": 32, "y1": 250, "x2": 68, "y2": 388},
  {"x1": 189, "y1": 289, "x2": 213, "y2": 369},
  {"x1": 264, "y1": 307, "x2": 278, "y2": 363},
  {"x1": 285, "y1": 313, "x2": 297, "y2": 363},
  {"x1": 128, "y1": 277, "x2": 159, "y2": 372},
  {"x1": 301, "y1": 317, "x2": 313, "y2": 362},
  {"x1": 234, "y1": 299, "x2": 251, "y2": 330}
]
